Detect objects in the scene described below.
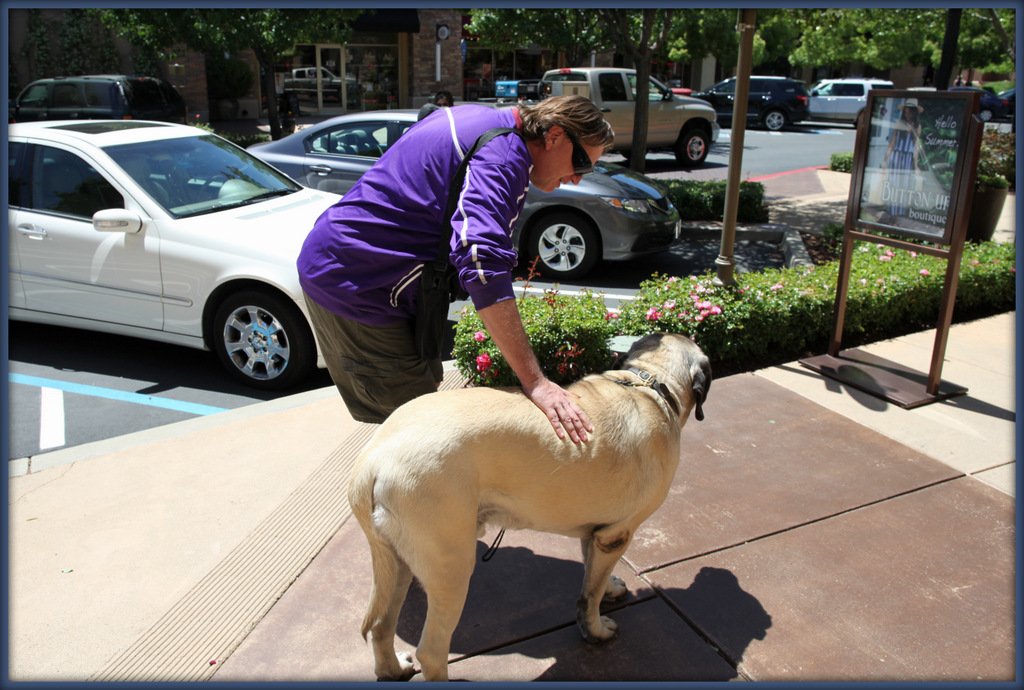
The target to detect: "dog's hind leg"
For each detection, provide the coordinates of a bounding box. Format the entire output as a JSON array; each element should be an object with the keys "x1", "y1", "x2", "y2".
[
  {"x1": 355, "y1": 511, "x2": 416, "y2": 680},
  {"x1": 576, "y1": 527, "x2": 632, "y2": 643},
  {"x1": 412, "y1": 536, "x2": 477, "y2": 681}
]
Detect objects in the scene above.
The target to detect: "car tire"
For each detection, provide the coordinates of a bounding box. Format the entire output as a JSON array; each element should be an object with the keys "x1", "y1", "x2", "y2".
[
  {"x1": 525, "y1": 211, "x2": 600, "y2": 280},
  {"x1": 674, "y1": 126, "x2": 710, "y2": 168},
  {"x1": 212, "y1": 289, "x2": 316, "y2": 390},
  {"x1": 762, "y1": 109, "x2": 787, "y2": 131}
]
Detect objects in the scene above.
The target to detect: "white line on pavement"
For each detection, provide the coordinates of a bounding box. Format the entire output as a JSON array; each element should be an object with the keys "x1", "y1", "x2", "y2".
[
  {"x1": 515, "y1": 285, "x2": 637, "y2": 302},
  {"x1": 39, "y1": 386, "x2": 66, "y2": 450}
]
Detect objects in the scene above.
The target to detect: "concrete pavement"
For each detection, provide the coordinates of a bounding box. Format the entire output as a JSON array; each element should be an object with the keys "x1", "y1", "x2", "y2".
[{"x1": 6, "y1": 167, "x2": 1017, "y2": 682}]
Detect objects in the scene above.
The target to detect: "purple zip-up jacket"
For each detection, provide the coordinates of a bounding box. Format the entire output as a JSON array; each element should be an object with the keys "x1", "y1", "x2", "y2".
[{"x1": 297, "y1": 105, "x2": 530, "y2": 326}]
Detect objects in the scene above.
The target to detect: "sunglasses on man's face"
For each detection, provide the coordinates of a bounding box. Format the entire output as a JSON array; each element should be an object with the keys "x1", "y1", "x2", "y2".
[{"x1": 565, "y1": 131, "x2": 595, "y2": 176}]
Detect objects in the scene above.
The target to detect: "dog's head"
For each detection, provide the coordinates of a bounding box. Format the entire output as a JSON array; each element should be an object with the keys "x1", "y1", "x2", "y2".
[{"x1": 616, "y1": 333, "x2": 712, "y2": 422}]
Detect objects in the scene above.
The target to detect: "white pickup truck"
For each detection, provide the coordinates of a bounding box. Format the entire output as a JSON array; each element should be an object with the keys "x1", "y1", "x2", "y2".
[{"x1": 540, "y1": 67, "x2": 719, "y2": 167}]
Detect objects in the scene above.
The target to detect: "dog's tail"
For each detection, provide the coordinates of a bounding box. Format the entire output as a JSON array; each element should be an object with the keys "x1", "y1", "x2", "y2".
[{"x1": 348, "y1": 463, "x2": 405, "y2": 642}]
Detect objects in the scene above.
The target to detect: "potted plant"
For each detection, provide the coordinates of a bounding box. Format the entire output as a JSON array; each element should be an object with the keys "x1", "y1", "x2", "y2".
[{"x1": 968, "y1": 129, "x2": 1013, "y2": 242}]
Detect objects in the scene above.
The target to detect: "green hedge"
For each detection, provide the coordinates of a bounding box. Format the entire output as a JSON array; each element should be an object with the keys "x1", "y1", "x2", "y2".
[
  {"x1": 662, "y1": 179, "x2": 770, "y2": 222},
  {"x1": 830, "y1": 152, "x2": 854, "y2": 173},
  {"x1": 452, "y1": 241, "x2": 1015, "y2": 383}
]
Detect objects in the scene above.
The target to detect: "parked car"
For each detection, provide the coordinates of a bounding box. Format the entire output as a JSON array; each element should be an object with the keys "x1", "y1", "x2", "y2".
[
  {"x1": 540, "y1": 67, "x2": 719, "y2": 167},
  {"x1": 997, "y1": 87, "x2": 1014, "y2": 119},
  {"x1": 8, "y1": 120, "x2": 341, "y2": 389},
  {"x1": 10, "y1": 75, "x2": 186, "y2": 124},
  {"x1": 694, "y1": 76, "x2": 810, "y2": 131},
  {"x1": 809, "y1": 78, "x2": 894, "y2": 124},
  {"x1": 949, "y1": 86, "x2": 1008, "y2": 122},
  {"x1": 248, "y1": 108, "x2": 682, "y2": 280}
]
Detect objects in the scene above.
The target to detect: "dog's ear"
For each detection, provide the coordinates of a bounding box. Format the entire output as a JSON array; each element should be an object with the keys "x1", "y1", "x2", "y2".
[{"x1": 691, "y1": 358, "x2": 712, "y2": 421}]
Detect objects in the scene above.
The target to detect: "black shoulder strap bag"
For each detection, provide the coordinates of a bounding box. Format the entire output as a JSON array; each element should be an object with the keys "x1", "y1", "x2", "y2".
[{"x1": 414, "y1": 125, "x2": 523, "y2": 361}]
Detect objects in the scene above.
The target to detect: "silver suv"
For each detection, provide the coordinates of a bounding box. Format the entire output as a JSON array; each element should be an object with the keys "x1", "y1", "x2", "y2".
[{"x1": 809, "y1": 78, "x2": 893, "y2": 124}]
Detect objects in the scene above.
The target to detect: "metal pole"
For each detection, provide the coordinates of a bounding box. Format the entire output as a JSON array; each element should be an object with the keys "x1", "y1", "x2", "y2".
[{"x1": 714, "y1": 8, "x2": 757, "y2": 287}]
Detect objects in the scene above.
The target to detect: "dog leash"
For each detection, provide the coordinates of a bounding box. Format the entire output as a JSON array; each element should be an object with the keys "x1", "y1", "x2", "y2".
[
  {"x1": 612, "y1": 368, "x2": 681, "y2": 417},
  {"x1": 481, "y1": 528, "x2": 505, "y2": 562}
]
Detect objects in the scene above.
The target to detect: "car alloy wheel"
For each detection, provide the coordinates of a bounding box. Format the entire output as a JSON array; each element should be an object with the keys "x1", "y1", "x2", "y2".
[
  {"x1": 979, "y1": 108, "x2": 993, "y2": 122},
  {"x1": 527, "y1": 211, "x2": 599, "y2": 280},
  {"x1": 762, "y1": 109, "x2": 787, "y2": 131},
  {"x1": 213, "y1": 290, "x2": 315, "y2": 390}
]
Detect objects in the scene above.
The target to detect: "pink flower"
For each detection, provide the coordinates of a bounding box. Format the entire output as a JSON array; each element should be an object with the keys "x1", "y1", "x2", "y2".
[
  {"x1": 473, "y1": 331, "x2": 487, "y2": 342},
  {"x1": 770, "y1": 283, "x2": 784, "y2": 291},
  {"x1": 910, "y1": 251, "x2": 918, "y2": 258},
  {"x1": 919, "y1": 269, "x2": 930, "y2": 277},
  {"x1": 663, "y1": 299, "x2": 677, "y2": 310},
  {"x1": 475, "y1": 352, "x2": 492, "y2": 372},
  {"x1": 879, "y1": 255, "x2": 892, "y2": 262},
  {"x1": 646, "y1": 307, "x2": 662, "y2": 321},
  {"x1": 604, "y1": 311, "x2": 619, "y2": 321}
]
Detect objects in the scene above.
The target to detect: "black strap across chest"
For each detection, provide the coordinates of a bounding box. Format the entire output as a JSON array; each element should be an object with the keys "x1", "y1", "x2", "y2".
[{"x1": 434, "y1": 126, "x2": 523, "y2": 269}]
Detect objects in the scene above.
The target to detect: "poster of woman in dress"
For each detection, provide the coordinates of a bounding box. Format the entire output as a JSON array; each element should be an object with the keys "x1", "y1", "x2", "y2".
[{"x1": 858, "y1": 92, "x2": 973, "y2": 243}]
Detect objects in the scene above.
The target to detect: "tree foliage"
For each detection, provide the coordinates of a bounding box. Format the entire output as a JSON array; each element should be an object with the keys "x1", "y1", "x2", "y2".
[
  {"x1": 465, "y1": 9, "x2": 607, "y2": 66},
  {"x1": 97, "y1": 8, "x2": 361, "y2": 138}
]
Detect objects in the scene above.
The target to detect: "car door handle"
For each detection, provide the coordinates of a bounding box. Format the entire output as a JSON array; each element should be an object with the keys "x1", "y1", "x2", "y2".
[
  {"x1": 600, "y1": 107, "x2": 611, "y2": 112},
  {"x1": 309, "y1": 165, "x2": 332, "y2": 175},
  {"x1": 17, "y1": 223, "x2": 47, "y2": 240}
]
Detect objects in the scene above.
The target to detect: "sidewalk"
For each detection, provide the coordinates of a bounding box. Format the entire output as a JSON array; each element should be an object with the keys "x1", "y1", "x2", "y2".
[
  {"x1": 8, "y1": 310, "x2": 1016, "y2": 682},
  {"x1": 7, "y1": 169, "x2": 1017, "y2": 682}
]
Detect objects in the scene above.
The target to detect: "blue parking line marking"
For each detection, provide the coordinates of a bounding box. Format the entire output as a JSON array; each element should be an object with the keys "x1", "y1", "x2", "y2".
[{"x1": 9, "y1": 373, "x2": 228, "y2": 417}]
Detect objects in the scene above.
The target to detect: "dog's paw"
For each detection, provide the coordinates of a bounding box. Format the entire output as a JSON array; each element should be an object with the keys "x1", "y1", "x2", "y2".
[
  {"x1": 603, "y1": 574, "x2": 627, "y2": 602},
  {"x1": 579, "y1": 615, "x2": 619, "y2": 644},
  {"x1": 592, "y1": 615, "x2": 619, "y2": 641},
  {"x1": 376, "y1": 652, "x2": 416, "y2": 681}
]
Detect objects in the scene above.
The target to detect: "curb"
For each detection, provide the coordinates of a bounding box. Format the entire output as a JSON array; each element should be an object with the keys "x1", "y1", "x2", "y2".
[{"x1": 678, "y1": 221, "x2": 814, "y2": 269}]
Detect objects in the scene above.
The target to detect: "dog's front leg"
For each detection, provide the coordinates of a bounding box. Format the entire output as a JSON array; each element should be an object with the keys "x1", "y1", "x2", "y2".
[{"x1": 576, "y1": 529, "x2": 631, "y2": 643}]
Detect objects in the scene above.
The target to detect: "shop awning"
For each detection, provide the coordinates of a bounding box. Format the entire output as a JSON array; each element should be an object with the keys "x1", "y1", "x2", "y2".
[{"x1": 352, "y1": 9, "x2": 421, "y2": 34}]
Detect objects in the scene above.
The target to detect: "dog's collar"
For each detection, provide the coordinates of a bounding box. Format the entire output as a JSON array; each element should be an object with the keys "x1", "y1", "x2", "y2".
[{"x1": 613, "y1": 368, "x2": 681, "y2": 417}]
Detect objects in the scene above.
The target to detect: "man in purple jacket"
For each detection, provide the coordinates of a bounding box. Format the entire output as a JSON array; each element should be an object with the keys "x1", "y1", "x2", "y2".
[{"x1": 297, "y1": 95, "x2": 613, "y2": 443}]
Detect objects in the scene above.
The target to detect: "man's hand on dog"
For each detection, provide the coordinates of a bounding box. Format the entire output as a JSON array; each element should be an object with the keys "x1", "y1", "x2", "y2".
[{"x1": 523, "y1": 378, "x2": 593, "y2": 444}]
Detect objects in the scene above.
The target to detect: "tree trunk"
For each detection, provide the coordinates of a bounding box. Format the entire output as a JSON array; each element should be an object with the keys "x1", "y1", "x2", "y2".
[
  {"x1": 629, "y1": 9, "x2": 657, "y2": 174},
  {"x1": 256, "y1": 51, "x2": 282, "y2": 140},
  {"x1": 934, "y1": 9, "x2": 961, "y2": 90}
]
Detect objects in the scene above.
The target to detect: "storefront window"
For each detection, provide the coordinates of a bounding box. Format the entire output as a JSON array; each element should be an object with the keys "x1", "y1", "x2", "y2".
[
  {"x1": 346, "y1": 39, "x2": 399, "y2": 111},
  {"x1": 282, "y1": 35, "x2": 399, "y2": 113}
]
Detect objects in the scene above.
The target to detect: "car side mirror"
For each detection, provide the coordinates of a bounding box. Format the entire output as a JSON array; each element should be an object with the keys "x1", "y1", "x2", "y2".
[
  {"x1": 662, "y1": 90, "x2": 673, "y2": 101},
  {"x1": 811, "y1": 89, "x2": 819, "y2": 96},
  {"x1": 93, "y1": 208, "x2": 143, "y2": 234}
]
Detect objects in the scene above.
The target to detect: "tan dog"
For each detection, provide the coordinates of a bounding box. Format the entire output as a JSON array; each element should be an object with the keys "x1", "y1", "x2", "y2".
[{"x1": 348, "y1": 333, "x2": 711, "y2": 681}]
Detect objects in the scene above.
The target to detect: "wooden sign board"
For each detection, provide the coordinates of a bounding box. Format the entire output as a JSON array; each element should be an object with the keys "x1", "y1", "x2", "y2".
[
  {"x1": 800, "y1": 89, "x2": 983, "y2": 408},
  {"x1": 854, "y1": 90, "x2": 979, "y2": 245}
]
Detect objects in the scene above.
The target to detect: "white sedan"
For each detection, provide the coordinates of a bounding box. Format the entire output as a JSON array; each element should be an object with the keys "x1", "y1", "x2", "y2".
[{"x1": 8, "y1": 120, "x2": 339, "y2": 389}]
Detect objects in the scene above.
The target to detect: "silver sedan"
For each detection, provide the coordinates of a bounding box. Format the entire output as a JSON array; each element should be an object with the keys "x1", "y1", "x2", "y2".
[{"x1": 249, "y1": 108, "x2": 681, "y2": 280}]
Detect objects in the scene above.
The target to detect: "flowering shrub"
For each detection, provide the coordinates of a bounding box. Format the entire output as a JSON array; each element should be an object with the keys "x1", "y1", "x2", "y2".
[
  {"x1": 451, "y1": 241, "x2": 1013, "y2": 382},
  {"x1": 616, "y1": 240, "x2": 1015, "y2": 374},
  {"x1": 452, "y1": 288, "x2": 615, "y2": 387}
]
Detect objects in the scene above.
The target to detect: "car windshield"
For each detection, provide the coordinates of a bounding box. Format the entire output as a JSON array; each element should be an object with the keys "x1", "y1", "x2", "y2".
[{"x1": 105, "y1": 134, "x2": 301, "y2": 218}]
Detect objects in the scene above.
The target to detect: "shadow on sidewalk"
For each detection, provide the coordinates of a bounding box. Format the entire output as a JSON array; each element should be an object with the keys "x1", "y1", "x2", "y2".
[{"x1": 389, "y1": 543, "x2": 772, "y2": 681}]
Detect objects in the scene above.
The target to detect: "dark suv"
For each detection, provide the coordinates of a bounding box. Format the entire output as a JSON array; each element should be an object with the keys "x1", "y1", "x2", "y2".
[
  {"x1": 694, "y1": 76, "x2": 809, "y2": 131},
  {"x1": 10, "y1": 75, "x2": 186, "y2": 124}
]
